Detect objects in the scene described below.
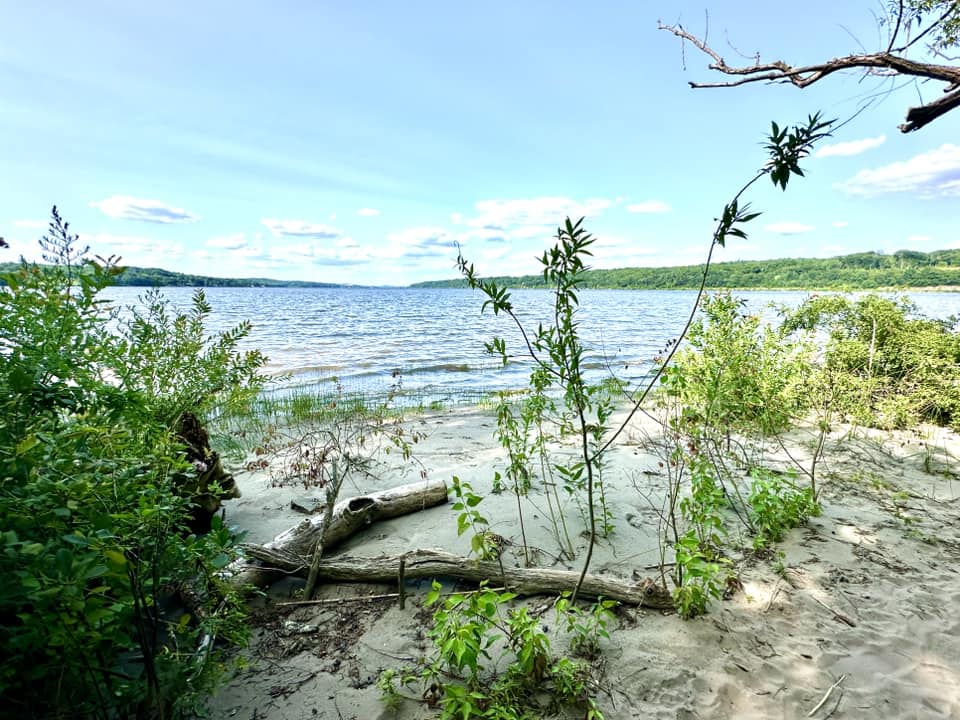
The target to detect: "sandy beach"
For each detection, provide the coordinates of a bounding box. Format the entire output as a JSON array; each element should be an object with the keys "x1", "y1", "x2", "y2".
[{"x1": 208, "y1": 404, "x2": 960, "y2": 719}]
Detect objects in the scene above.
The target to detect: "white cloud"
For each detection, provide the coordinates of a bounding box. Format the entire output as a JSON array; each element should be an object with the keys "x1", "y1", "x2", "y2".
[
  {"x1": 207, "y1": 233, "x2": 248, "y2": 250},
  {"x1": 85, "y1": 232, "x2": 158, "y2": 251},
  {"x1": 13, "y1": 219, "x2": 47, "y2": 229},
  {"x1": 815, "y1": 135, "x2": 886, "y2": 158},
  {"x1": 832, "y1": 220, "x2": 849, "y2": 228},
  {"x1": 262, "y1": 218, "x2": 341, "y2": 239},
  {"x1": 386, "y1": 227, "x2": 457, "y2": 259},
  {"x1": 626, "y1": 200, "x2": 671, "y2": 214},
  {"x1": 357, "y1": 208, "x2": 381, "y2": 217},
  {"x1": 90, "y1": 196, "x2": 199, "y2": 224},
  {"x1": 81, "y1": 232, "x2": 185, "y2": 264},
  {"x1": 908, "y1": 234, "x2": 932, "y2": 243},
  {"x1": 840, "y1": 144, "x2": 960, "y2": 197},
  {"x1": 458, "y1": 197, "x2": 611, "y2": 234},
  {"x1": 764, "y1": 222, "x2": 815, "y2": 235}
]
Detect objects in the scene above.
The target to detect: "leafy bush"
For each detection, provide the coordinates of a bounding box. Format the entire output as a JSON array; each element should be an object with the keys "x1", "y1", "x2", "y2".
[
  {"x1": 663, "y1": 291, "x2": 814, "y2": 438},
  {"x1": 783, "y1": 294, "x2": 960, "y2": 430},
  {"x1": 747, "y1": 468, "x2": 819, "y2": 549},
  {"x1": 0, "y1": 208, "x2": 263, "y2": 718}
]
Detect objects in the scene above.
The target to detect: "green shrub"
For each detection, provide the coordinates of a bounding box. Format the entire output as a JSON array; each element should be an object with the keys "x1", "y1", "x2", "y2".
[
  {"x1": 0, "y1": 208, "x2": 263, "y2": 718},
  {"x1": 747, "y1": 468, "x2": 819, "y2": 548},
  {"x1": 663, "y1": 291, "x2": 814, "y2": 438},
  {"x1": 782, "y1": 294, "x2": 960, "y2": 430}
]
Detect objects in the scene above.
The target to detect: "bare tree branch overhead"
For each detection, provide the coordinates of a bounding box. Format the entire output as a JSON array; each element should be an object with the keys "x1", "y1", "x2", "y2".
[{"x1": 659, "y1": 2, "x2": 960, "y2": 132}]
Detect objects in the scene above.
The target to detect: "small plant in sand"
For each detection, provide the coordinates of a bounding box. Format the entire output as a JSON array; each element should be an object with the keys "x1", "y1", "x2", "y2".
[
  {"x1": 554, "y1": 592, "x2": 617, "y2": 659},
  {"x1": 747, "y1": 467, "x2": 819, "y2": 549},
  {"x1": 451, "y1": 476, "x2": 502, "y2": 562},
  {"x1": 378, "y1": 581, "x2": 605, "y2": 720}
]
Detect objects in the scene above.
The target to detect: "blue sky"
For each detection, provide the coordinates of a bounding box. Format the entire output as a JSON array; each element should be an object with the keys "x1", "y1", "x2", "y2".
[{"x1": 2, "y1": 1, "x2": 958, "y2": 286}]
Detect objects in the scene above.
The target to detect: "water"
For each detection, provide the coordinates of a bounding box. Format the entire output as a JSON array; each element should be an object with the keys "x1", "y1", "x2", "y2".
[{"x1": 102, "y1": 286, "x2": 958, "y2": 406}]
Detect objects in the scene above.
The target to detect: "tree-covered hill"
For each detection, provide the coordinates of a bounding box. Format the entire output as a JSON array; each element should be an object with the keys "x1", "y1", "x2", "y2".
[
  {"x1": 411, "y1": 249, "x2": 960, "y2": 291},
  {"x1": 0, "y1": 262, "x2": 344, "y2": 288}
]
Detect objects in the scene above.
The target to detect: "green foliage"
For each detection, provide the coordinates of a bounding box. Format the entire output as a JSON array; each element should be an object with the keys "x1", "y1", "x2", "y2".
[
  {"x1": 663, "y1": 291, "x2": 814, "y2": 438},
  {"x1": 379, "y1": 582, "x2": 605, "y2": 719},
  {"x1": 0, "y1": 208, "x2": 260, "y2": 718},
  {"x1": 763, "y1": 115, "x2": 832, "y2": 191},
  {"x1": 451, "y1": 477, "x2": 500, "y2": 561},
  {"x1": 899, "y1": 0, "x2": 960, "y2": 50},
  {"x1": 783, "y1": 293, "x2": 960, "y2": 430},
  {"x1": 666, "y1": 455, "x2": 731, "y2": 619},
  {"x1": 748, "y1": 468, "x2": 820, "y2": 549},
  {"x1": 672, "y1": 531, "x2": 728, "y2": 619},
  {"x1": 116, "y1": 288, "x2": 267, "y2": 426},
  {"x1": 553, "y1": 592, "x2": 616, "y2": 659}
]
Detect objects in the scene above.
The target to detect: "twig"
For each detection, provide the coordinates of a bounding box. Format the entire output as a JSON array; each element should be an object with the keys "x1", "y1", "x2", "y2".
[
  {"x1": 809, "y1": 594, "x2": 857, "y2": 627},
  {"x1": 764, "y1": 579, "x2": 784, "y2": 612},
  {"x1": 823, "y1": 690, "x2": 844, "y2": 719},
  {"x1": 398, "y1": 556, "x2": 407, "y2": 610},
  {"x1": 807, "y1": 674, "x2": 847, "y2": 716},
  {"x1": 276, "y1": 592, "x2": 400, "y2": 607},
  {"x1": 275, "y1": 585, "x2": 510, "y2": 607}
]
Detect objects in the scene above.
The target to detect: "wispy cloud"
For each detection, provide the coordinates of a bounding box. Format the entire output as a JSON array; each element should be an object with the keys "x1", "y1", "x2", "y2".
[
  {"x1": 386, "y1": 227, "x2": 456, "y2": 259},
  {"x1": 207, "y1": 233, "x2": 248, "y2": 250},
  {"x1": 626, "y1": 200, "x2": 671, "y2": 214},
  {"x1": 457, "y1": 196, "x2": 611, "y2": 234},
  {"x1": 83, "y1": 232, "x2": 185, "y2": 264},
  {"x1": 815, "y1": 135, "x2": 886, "y2": 158},
  {"x1": 262, "y1": 218, "x2": 341, "y2": 238},
  {"x1": 90, "y1": 196, "x2": 199, "y2": 224},
  {"x1": 764, "y1": 222, "x2": 815, "y2": 235},
  {"x1": 357, "y1": 208, "x2": 380, "y2": 217},
  {"x1": 840, "y1": 144, "x2": 960, "y2": 197},
  {"x1": 832, "y1": 220, "x2": 849, "y2": 228},
  {"x1": 908, "y1": 234, "x2": 932, "y2": 243},
  {"x1": 268, "y1": 239, "x2": 370, "y2": 267}
]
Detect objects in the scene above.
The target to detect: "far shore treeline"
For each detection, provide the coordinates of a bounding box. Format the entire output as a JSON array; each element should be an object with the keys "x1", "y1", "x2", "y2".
[
  {"x1": 1, "y1": 247, "x2": 959, "y2": 290},
  {"x1": 413, "y1": 248, "x2": 960, "y2": 291}
]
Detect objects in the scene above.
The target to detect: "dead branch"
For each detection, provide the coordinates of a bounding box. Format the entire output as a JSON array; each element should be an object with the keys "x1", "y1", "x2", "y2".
[
  {"x1": 239, "y1": 546, "x2": 675, "y2": 608},
  {"x1": 228, "y1": 478, "x2": 449, "y2": 588},
  {"x1": 658, "y1": 20, "x2": 960, "y2": 132}
]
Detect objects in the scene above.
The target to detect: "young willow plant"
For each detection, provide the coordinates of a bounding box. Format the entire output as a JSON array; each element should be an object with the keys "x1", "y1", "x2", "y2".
[{"x1": 459, "y1": 218, "x2": 613, "y2": 603}]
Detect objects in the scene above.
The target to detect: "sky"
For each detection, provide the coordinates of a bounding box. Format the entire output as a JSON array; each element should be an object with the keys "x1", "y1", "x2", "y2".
[{"x1": 1, "y1": 1, "x2": 958, "y2": 286}]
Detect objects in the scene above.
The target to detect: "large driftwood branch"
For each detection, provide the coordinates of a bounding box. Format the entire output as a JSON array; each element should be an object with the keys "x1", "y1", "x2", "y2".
[
  {"x1": 240, "y1": 546, "x2": 675, "y2": 609},
  {"x1": 229, "y1": 479, "x2": 448, "y2": 588},
  {"x1": 658, "y1": 21, "x2": 960, "y2": 132}
]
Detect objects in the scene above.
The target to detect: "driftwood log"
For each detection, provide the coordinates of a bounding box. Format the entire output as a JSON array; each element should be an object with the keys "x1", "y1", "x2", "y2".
[
  {"x1": 230, "y1": 478, "x2": 449, "y2": 588},
  {"x1": 240, "y1": 546, "x2": 674, "y2": 609}
]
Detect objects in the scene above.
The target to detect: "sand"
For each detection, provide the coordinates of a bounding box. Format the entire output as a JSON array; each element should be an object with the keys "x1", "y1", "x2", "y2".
[{"x1": 208, "y1": 405, "x2": 960, "y2": 719}]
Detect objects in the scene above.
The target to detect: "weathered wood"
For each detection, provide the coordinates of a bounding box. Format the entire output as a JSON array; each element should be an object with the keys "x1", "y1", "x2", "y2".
[
  {"x1": 238, "y1": 546, "x2": 674, "y2": 609},
  {"x1": 229, "y1": 479, "x2": 448, "y2": 588}
]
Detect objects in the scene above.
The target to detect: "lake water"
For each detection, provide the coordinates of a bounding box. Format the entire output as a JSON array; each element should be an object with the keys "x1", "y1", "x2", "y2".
[{"x1": 102, "y1": 286, "x2": 958, "y2": 406}]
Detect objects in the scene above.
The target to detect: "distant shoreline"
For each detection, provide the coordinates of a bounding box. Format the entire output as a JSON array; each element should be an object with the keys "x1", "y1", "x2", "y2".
[{"x1": 4, "y1": 247, "x2": 959, "y2": 291}]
